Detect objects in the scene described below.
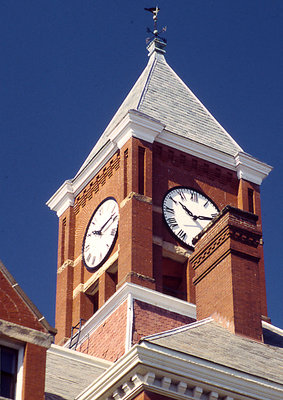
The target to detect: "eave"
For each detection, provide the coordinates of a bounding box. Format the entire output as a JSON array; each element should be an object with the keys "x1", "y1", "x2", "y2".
[{"x1": 47, "y1": 110, "x2": 272, "y2": 217}]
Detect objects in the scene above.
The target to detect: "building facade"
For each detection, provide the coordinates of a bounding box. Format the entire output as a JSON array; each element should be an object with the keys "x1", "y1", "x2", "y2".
[{"x1": 1, "y1": 34, "x2": 282, "y2": 400}]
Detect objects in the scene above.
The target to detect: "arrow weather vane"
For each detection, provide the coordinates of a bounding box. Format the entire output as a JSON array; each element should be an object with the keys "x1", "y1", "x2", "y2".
[{"x1": 144, "y1": 6, "x2": 167, "y2": 43}]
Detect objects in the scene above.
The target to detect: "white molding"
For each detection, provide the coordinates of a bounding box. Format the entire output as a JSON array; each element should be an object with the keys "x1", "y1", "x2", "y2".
[
  {"x1": 156, "y1": 129, "x2": 237, "y2": 170},
  {"x1": 64, "y1": 282, "x2": 196, "y2": 349},
  {"x1": 109, "y1": 109, "x2": 165, "y2": 148},
  {"x1": 125, "y1": 294, "x2": 133, "y2": 353},
  {"x1": 46, "y1": 111, "x2": 164, "y2": 217},
  {"x1": 77, "y1": 344, "x2": 283, "y2": 400},
  {"x1": 46, "y1": 180, "x2": 74, "y2": 217},
  {"x1": 235, "y1": 152, "x2": 273, "y2": 185},
  {"x1": 262, "y1": 320, "x2": 283, "y2": 335},
  {"x1": 46, "y1": 110, "x2": 272, "y2": 216}
]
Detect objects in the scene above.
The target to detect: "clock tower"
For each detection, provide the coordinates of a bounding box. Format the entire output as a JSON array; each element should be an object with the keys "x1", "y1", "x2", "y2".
[{"x1": 47, "y1": 37, "x2": 272, "y2": 354}]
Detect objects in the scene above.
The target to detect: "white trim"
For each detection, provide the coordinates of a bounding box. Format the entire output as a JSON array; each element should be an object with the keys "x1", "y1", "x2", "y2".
[
  {"x1": 109, "y1": 109, "x2": 165, "y2": 148},
  {"x1": 46, "y1": 179, "x2": 74, "y2": 217},
  {"x1": 0, "y1": 339, "x2": 24, "y2": 400},
  {"x1": 262, "y1": 320, "x2": 283, "y2": 335},
  {"x1": 77, "y1": 344, "x2": 283, "y2": 400},
  {"x1": 64, "y1": 282, "x2": 196, "y2": 350},
  {"x1": 125, "y1": 294, "x2": 133, "y2": 353},
  {"x1": 47, "y1": 110, "x2": 272, "y2": 216},
  {"x1": 235, "y1": 152, "x2": 273, "y2": 185}
]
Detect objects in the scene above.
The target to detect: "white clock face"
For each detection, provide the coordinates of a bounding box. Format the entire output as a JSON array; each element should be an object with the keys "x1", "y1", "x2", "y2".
[
  {"x1": 162, "y1": 187, "x2": 219, "y2": 248},
  {"x1": 82, "y1": 197, "x2": 119, "y2": 270}
]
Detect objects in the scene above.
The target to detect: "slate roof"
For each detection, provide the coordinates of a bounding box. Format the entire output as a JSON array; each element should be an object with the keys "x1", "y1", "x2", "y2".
[
  {"x1": 77, "y1": 40, "x2": 242, "y2": 175},
  {"x1": 142, "y1": 318, "x2": 283, "y2": 385},
  {"x1": 45, "y1": 344, "x2": 112, "y2": 400}
]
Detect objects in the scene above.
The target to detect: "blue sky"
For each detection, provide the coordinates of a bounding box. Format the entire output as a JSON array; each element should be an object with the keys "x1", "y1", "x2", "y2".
[{"x1": 1, "y1": 1, "x2": 282, "y2": 329}]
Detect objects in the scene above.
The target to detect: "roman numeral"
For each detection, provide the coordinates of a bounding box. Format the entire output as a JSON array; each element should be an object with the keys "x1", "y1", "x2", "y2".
[
  {"x1": 85, "y1": 244, "x2": 90, "y2": 251},
  {"x1": 111, "y1": 228, "x2": 116, "y2": 236},
  {"x1": 167, "y1": 217, "x2": 178, "y2": 229},
  {"x1": 211, "y1": 213, "x2": 218, "y2": 218},
  {"x1": 190, "y1": 191, "x2": 198, "y2": 202},
  {"x1": 87, "y1": 253, "x2": 91, "y2": 262},
  {"x1": 204, "y1": 200, "x2": 209, "y2": 208},
  {"x1": 177, "y1": 190, "x2": 186, "y2": 200},
  {"x1": 92, "y1": 256, "x2": 96, "y2": 265},
  {"x1": 164, "y1": 206, "x2": 174, "y2": 214},
  {"x1": 177, "y1": 229, "x2": 187, "y2": 241},
  {"x1": 169, "y1": 195, "x2": 177, "y2": 204}
]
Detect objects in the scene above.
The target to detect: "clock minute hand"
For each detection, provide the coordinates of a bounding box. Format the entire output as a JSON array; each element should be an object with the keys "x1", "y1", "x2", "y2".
[
  {"x1": 99, "y1": 213, "x2": 118, "y2": 234},
  {"x1": 178, "y1": 202, "x2": 194, "y2": 218}
]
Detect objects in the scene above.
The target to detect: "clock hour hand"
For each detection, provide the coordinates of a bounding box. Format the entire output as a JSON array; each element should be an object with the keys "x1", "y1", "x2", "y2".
[
  {"x1": 196, "y1": 215, "x2": 213, "y2": 221},
  {"x1": 178, "y1": 202, "x2": 194, "y2": 217}
]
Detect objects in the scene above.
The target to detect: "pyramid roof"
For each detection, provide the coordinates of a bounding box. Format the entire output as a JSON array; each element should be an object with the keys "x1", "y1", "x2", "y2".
[{"x1": 78, "y1": 40, "x2": 242, "y2": 174}]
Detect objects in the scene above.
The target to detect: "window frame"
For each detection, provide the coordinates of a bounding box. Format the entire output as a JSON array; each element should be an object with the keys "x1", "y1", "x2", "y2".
[{"x1": 0, "y1": 339, "x2": 24, "y2": 400}]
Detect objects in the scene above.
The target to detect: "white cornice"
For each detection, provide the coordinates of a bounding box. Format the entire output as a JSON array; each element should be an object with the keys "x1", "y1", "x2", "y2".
[
  {"x1": 46, "y1": 111, "x2": 164, "y2": 217},
  {"x1": 64, "y1": 282, "x2": 196, "y2": 351},
  {"x1": 46, "y1": 180, "x2": 74, "y2": 217},
  {"x1": 109, "y1": 109, "x2": 165, "y2": 148},
  {"x1": 235, "y1": 152, "x2": 273, "y2": 185},
  {"x1": 77, "y1": 343, "x2": 283, "y2": 400},
  {"x1": 156, "y1": 129, "x2": 237, "y2": 171},
  {"x1": 46, "y1": 110, "x2": 272, "y2": 217}
]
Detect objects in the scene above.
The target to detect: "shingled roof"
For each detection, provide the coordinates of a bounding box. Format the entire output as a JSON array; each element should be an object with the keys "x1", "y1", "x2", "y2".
[
  {"x1": 78, "y1": 39, "x2": 242, "y2": 174},
  {"x1": 142, "y1": 318, "x2": 283, "y2": 385}
]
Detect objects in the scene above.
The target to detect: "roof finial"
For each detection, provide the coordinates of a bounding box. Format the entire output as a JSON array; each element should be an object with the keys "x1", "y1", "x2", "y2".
[
  {"x1": 145, "y1": 6, "x2": 167, "y2": 43},
  {"x1": 144, "y1": 6, "x2": 167, "y2": 56}
]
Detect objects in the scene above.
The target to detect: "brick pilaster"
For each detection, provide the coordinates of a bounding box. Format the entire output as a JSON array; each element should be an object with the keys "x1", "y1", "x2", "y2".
[{"x1": 191, "y1": 205, "x2": 263, "y2": 341}]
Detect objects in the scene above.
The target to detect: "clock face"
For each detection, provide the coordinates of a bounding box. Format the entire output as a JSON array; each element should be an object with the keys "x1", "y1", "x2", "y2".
[
  {"x1": 162, "y1": 187, "x2": 219, "y2": 248},
  {"x1": 82, "y1": 197, "x2": 119, "y2": 270}
]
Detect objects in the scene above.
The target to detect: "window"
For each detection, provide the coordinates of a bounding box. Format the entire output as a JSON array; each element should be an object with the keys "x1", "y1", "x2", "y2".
[
  {"x1": 0, "y1": 342, "x2": 24, "y2": 400},
  {"x1": 248, "y1": 188, "x2": 254, "y2": 213}
]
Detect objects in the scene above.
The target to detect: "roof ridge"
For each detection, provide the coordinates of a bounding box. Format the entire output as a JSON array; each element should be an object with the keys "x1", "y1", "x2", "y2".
[
  {"x1": 137, "y1": 56, "x2": 157, "y2": 110},
  {"x1": 165, "y1": 61, "x2": 243, "y2": 153}
]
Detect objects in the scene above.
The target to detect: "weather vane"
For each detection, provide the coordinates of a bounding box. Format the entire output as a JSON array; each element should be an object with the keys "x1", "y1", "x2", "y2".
[{"x1": 144, "y1": 6, "x2": 167, "y2": 43}]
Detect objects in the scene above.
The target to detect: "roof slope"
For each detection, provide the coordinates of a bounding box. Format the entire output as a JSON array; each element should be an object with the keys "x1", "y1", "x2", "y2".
[
  {"x1": 142, "y1": 318, "x2": 283, "y2": 385},
  {"x1": 78, "y1": 40, "x2": 242, "y2": 174},
  {"x1": 45, "y1": 345, "x2": 112, "y2": 400}
]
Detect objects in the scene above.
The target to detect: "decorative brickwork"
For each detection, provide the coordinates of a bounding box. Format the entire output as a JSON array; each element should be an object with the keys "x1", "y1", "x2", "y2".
[
  {"x1": 191, "y1": 206, "x2": 263, "y2": 341},
  {"x1": 74, "y1": 153, "x2": 120, "y2": 215}
]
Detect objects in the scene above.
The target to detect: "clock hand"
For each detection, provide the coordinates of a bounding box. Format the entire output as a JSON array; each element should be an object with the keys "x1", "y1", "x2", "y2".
[
  {"x1": 99, "y1": 213, "x2": 118, "y2": 234},
  {"x1": 178, "y1": 202, "x2": 194, "y2": 217},
  {"x1": 196, "y1": 215, "x2": 213, "y2": 221}
]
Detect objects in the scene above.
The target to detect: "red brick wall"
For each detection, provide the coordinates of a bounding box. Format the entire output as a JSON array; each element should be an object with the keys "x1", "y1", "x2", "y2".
[
  {"x1": 54, "y1": 136, "x2": 267, "y2": 343},
  {"x1": 191, "y1": 207, "x2": 263, "y2": 341},
  {"x1": 0, "y1": 273, "x2": 45, "y2": 332},
  {"x1": 22, "y1": 343, "x2": 46, "y2": 400},
  {"x1": 77, "y1": 300, "x2": 127, "y2": 362},
  {"x1": 132, "y1": 300, "x2": 195, "y2": 343}
]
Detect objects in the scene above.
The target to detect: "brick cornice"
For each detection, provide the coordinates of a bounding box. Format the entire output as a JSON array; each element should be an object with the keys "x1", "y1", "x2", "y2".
[{"x1": 191, "y1": 224, "x2": 261, "y2": 274}]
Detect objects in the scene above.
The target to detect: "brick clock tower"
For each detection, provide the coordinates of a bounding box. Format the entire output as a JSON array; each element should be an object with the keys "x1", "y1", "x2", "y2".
[{"x1": 47, "y1": 38, "x2": 272, "y2": 358}]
